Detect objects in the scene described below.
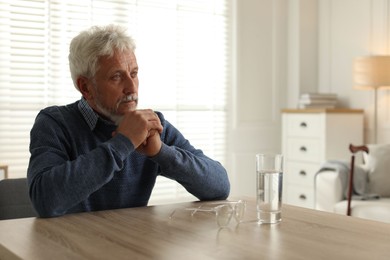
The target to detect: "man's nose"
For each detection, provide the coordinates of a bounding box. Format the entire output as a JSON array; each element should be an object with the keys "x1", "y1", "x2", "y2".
[{"x1": 124, "y1": 76, "x2": 136, "y2": 93}]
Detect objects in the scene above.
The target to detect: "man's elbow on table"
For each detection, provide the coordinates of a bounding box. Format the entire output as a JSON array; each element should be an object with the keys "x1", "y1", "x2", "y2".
[
  {"x1": 197, "y1": 176, "x2": 230, "y2": 201},
  {"x1": 29, "y1": 186, "x2": 67, "y2": 218}
]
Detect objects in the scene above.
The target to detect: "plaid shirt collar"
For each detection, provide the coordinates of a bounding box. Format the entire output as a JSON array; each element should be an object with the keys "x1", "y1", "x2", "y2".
[{"x1": 78, "y1": 98, "x2": 99, "y2": 130}]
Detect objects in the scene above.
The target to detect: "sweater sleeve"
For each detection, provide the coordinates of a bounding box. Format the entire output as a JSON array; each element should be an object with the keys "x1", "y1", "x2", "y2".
[
  {"x1": 27, "y1": 109, "x2": 134, "y2": 217},
  {"x1": 150, "y1": 113, "x2": 230, "y2": 201}
]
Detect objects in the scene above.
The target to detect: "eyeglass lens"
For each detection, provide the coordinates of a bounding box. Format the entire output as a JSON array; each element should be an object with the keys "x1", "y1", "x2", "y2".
[
  {"x1": 216, "y1": 201, "x2": 246, "y2": 227},
  {"x1": 216, "y1": 205, "x2": 233, "y2": 227},
  {"x1": 233, "y1": 201, "x2": 246, "y2": 222}
]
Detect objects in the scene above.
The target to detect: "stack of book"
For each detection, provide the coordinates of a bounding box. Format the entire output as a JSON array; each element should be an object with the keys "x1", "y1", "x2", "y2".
[{"x1": 298, "y1": 93, "x2": 338, "y2": 109}]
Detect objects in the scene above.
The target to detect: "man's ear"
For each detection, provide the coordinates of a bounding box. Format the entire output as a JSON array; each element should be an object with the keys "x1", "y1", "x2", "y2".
[{"x1": 77, "y1": 76, "x2": 93, "y2": 100}]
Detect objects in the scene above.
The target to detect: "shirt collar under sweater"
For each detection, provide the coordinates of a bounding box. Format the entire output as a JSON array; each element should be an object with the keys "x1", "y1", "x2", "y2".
[{"x1": 78, "y1": 98, "x2": 115, "y2": 130}]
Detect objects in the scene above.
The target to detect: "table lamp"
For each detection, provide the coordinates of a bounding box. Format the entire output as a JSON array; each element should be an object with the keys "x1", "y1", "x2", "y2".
[{"x1": 353, "y1": 55, "x2": 390, "y2": 143}]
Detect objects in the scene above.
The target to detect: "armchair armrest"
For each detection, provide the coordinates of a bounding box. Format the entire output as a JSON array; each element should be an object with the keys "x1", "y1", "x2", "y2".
[
  {"x1": 315, "y1": 159, "x2": 369, "y2": 213},
  {"x1": 315, "y1": 170, "x2": 343, "y2": 212}
]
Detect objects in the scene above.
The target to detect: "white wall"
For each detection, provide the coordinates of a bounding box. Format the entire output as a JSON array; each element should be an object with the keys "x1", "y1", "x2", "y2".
[
  {"x1": 287, "y1": 0, "x2": 319, "y2": 108},
  {"x1": 227, "y1": 0, "x2": 287, "y2": 197}
]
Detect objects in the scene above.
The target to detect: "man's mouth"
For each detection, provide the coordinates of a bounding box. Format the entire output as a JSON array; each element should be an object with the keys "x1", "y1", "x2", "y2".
[{"x1": 118, "y1": 94, "x2": 138, "y2": 111}]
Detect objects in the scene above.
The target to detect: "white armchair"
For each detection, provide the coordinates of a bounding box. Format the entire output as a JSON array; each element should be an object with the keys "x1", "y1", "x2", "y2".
[{"x1": 315, "y1": 144, "x2": 390, "y2": 223}]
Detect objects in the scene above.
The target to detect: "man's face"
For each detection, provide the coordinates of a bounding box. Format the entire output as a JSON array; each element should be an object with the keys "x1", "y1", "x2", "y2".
[{"x1": 85, "y1": 50, "x2": 139, "y2": 123}]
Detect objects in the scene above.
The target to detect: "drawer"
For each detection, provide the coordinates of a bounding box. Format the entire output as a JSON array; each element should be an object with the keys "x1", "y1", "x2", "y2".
[
  {"x1": 285, "y1": 161, "x2": 319, "y2": 186},
  {"x1": 286, "y1": 185, "x2": 314, "y2": 208},
  {"x1": 285, "y1": 114, "x2": 322, "y2": 138},
  {"x1": 286, "y1": 138, "x2": 322, "y2": 162}
]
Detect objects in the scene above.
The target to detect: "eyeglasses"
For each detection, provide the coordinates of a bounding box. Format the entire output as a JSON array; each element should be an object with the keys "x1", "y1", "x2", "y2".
[{"x1": 170, "y1": 200, "x2": 246, "y2": 228}]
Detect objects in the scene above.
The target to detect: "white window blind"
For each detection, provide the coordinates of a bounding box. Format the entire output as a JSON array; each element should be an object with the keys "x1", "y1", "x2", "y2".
[{"x1": 0, "y1": 0, "x2": 231, "y2": 205}]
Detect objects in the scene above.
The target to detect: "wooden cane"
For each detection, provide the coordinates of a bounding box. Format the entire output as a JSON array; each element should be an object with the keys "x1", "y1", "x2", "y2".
[{"x1": 347, "y1": 144, "x2": 369, "y2": 216}]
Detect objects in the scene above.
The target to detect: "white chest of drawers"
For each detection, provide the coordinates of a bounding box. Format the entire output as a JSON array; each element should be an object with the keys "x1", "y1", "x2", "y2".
[{"x1": 281, "y1": 109, "x2": 364, "y2": 209}]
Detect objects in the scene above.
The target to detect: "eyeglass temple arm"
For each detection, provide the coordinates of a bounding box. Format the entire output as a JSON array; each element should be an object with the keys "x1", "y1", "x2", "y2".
[
  {"x1": 170, "y1": 206, "x2": 218, "y2": 219},
  {"x1": 185, "y1": 207, "x2": 217, "y2": 216}
]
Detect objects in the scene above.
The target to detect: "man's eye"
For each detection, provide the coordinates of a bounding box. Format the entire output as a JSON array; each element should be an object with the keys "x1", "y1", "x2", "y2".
[
  {"x1": 131, "y1": 71, "x2": 138, "y2": 78},
  {"x1": 111, "y1": 74, "x2": 121, "y2": 80}
]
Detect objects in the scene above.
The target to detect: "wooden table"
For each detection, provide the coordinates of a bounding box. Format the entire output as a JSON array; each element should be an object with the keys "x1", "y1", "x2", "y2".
[{"x1": 1, "y1": 198, "x2": 390, "y2": 259}]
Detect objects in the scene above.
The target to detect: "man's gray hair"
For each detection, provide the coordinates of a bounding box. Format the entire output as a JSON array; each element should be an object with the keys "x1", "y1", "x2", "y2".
[{"x1": 68, "y1": 24, "x2": 136, "y2": 90}]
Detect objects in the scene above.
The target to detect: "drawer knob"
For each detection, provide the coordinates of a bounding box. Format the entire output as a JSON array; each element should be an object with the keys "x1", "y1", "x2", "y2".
[
  {"x1": 300, "y1": 122, "x2": 307, "y2": 128},
  {"x1": 299, "y1": 170, "x2": 307, "y2": 176},
  {"x1": 299, "y1": 194, "x2": 307, "y2": 200},
  {"x1": 299, "y1": 146, "x2": 307, "y2": 152}
]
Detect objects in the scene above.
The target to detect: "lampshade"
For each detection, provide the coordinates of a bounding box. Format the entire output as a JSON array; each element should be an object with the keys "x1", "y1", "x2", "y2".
[{"x1": 353, "y1": 56, "x2": 390, "y2": 89}]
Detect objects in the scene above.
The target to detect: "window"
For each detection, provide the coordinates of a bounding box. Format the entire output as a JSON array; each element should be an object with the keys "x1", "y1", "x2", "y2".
[{"x1": 0, "y1": 0, "x2": 231, "y2": 204}]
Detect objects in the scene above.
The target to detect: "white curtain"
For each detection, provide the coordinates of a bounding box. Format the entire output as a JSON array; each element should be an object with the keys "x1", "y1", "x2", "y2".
[{"x1": 0, "y1": 0, "x2": 231, "y2": 204}]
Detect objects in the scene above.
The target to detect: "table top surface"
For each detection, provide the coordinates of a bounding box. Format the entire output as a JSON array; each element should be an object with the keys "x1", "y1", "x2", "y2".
[{"x1": 1, "y1": 197, "x2": 390, "y2": 260}]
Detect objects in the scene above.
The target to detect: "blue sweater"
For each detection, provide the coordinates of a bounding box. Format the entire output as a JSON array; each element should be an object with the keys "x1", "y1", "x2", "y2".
[{"x1": 27, "y1": 99, "x2": 230, "y2": 217}]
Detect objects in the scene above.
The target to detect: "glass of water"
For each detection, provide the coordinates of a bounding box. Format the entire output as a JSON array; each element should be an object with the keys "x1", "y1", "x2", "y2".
[{"x1": 256, "y1": 153, "x2": 283, "y2": 224}]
